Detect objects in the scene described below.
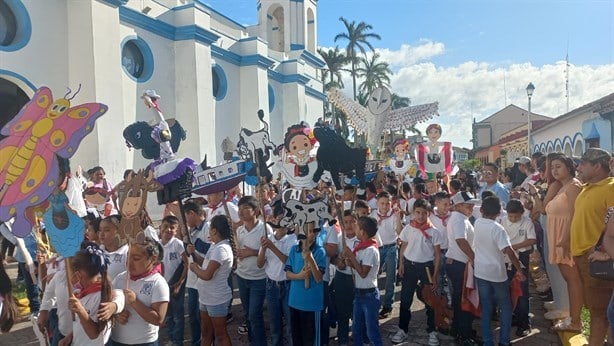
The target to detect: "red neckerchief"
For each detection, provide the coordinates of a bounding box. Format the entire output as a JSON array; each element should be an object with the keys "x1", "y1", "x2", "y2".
[
  {"x1": 410, "y1": 219, "x2": 434, "y2": 240},
  {"x1": 130, "y1": 263, "x2": 162, "y2": 281},
  {"x1": 433, "y1": 213, "x2": 450, "y2": 227},
  {"x1": 353, "y1": 239, "x2": 378, "y2": 254},
  {"x1": 76, "y1": 282, "x2": 102, "y2": 299},
  {"x1": 376, "y1": 209, "x2": 394, "y2": 225}
]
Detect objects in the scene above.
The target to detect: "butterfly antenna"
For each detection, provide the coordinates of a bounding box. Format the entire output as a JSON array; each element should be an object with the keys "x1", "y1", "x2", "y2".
[
  {"x1": 64, "y1": 87, "x2": 72, "y2": 99},
  {"x1": 67, "y1": 84, "x2": 82, "y2": 101}
]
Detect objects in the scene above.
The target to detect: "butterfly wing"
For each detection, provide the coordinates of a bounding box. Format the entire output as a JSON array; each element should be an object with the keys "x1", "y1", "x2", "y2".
[
  {"x1": 384, "y1": 102, "x2": 439, "y2": 131},
  {"x1": 327, "y1": 88, "x2": 368, "y2": 132},
  {"x1": 1, "y1": 87, "x2": 52, "y2": 137},
  {"x1": 50, "y1": 102, "x2": 108, "y2": 159}
]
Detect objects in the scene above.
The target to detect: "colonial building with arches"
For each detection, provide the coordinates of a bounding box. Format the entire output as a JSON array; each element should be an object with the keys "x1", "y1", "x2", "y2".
[
  {"x1": 532, "y1": 92, "x2": 614, "y2": 157},
  {"x1": 0, "y1": 0, "x2": 325, "y2": 183}
]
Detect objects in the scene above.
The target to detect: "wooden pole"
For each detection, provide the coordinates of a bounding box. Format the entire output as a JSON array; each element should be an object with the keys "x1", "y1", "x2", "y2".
[{"x1": 64, "y1": 257, "x2": 76, "y2": 321}]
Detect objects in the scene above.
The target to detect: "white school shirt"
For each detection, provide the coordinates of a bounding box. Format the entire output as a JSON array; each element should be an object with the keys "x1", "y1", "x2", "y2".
[
  {"x1": 198, "y1": 239, "x2": 234, "y2": 305},
  {"x1": 406, "y1": 197, "x2": 417, "y2": 221},
  {"x1": 111, "y1": 272, "x2": 169, "y2": 344},
  {"x1": 473, "y1": 205, "x2": 507, "y2": 224},
  {"x1": 206, "y1": 201, "x2": 240, "y2": 223},
  {"x1": 322, "y1": 223, "x2": 340, "y2": 282},
  {"x1": 186, "y1": 221, "x2": 209, "y2": 289},
  {"x1": 429, "y1": 211, "x2": 450, "y2": 250},
  {"x1": 399, "y1": 224, "x2": 442, "y2": 262},
  {"x1": 353, "y1": 245, "x2": 380, "y2": 289},
  {"x1": 263, "y1": 233, "x2": 297, "y2": 282},
  {"x1": 103, "y1": 244, "x2": 128, "y2": 280},
  {"x1": 236, "y1": 220, "x2": 271, "y2": 280},
  {"x1": 371, "y1": 210, "x2": 398, "y2": 246},
  {"x1": 367, "y1": 197, "x2": 378, "y2": 211},
  {"x1": 473, "y1": 218, "x2": 512, "y2": 283},
  {"x1": 72, "y1": 291, "x2": 111, "y2": 345},
  {"x1": 445, "y1": 211, "x2": 474, "y2": 264},
  {"x1": 40, "y1": 269, "x2": 72, "y2": 336},
  {"x1": 162, "y1": 237, "x2": 185, "y2": 282},
  {"x1": 336, "y1": 235, "x2": 360, "y2": 275},
  {"x1": 500, "y1": 215, "x2": 536, "y2": 255}
]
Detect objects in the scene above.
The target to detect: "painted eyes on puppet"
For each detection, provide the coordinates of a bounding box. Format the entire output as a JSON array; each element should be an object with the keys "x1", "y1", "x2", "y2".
[{"x1": 135, "y1": 131, "x2": 142, "y2": 140}]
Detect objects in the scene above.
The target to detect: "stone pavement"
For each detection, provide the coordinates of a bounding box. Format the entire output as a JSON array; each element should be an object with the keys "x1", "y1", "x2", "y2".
[{"x1": 0, "y1": 262, "x2": 562, "y2": 345}]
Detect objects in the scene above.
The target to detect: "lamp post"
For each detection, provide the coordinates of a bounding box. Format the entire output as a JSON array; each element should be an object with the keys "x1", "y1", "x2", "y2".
[{"x1": 526, "y1": 82, "x2": 535, "y2": 155}]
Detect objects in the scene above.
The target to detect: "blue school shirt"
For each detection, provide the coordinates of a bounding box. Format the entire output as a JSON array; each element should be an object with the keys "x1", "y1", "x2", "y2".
[{"x1": 285, "y1": 243, "x2": 326, "y2": 312}]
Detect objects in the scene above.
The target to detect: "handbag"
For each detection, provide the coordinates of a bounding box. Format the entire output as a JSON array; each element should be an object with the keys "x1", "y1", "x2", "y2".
[{"x1": 589, "y1": 230, "x2": 614, "y2": 281}]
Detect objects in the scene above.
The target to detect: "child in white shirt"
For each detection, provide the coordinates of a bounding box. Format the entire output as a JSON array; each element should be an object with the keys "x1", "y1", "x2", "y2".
[{"x1": 473, "y1": 196, "x2": 526, "y2": 346}]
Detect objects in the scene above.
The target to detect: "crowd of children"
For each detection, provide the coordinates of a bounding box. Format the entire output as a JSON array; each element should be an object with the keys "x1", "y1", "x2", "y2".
[{"x1": 0, "y1": 147, "x2": 613, "y2": 346}]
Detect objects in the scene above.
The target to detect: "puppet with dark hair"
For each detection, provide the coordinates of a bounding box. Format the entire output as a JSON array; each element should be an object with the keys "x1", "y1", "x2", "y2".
[
  {"x1": 312, "y1": 125, "x2": 368, "y2": 195},
  {"x1": 276, "y1": 122, "x2": 318, "y2": 189},
  {"x1": 123, "y1": 119, "x2": 186, "y2": 161}
]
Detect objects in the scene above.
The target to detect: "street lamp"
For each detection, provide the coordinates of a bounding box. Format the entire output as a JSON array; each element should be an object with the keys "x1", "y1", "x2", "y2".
[{"x1": 526, "y1": 82, "x2": 535, "y2": 155}]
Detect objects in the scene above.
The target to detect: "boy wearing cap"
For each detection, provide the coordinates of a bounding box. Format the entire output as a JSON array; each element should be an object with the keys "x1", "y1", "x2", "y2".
[
  {"x1": 571, "y1": 148, "x2": 614, "y2": 345},
  {"x1": 446, "y1": 191, "x2": 480, "y2": 345},
  {"x1": 473, "y1": 196, "x2": 526, "y2": 346}
]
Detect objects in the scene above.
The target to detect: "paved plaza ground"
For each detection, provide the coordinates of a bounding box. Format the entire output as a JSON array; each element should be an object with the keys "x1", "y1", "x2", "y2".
[{"x1": 0, "y1": 261, "x2": 562, "y2": 345}]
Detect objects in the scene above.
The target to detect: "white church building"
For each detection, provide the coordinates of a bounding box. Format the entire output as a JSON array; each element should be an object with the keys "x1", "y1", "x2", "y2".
[{"x1": 0, "y1": 0, "x2": 326, "y2": 183}]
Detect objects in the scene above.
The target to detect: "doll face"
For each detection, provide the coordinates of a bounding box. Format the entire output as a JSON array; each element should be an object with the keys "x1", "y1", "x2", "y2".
[
  {"x1": 122, "y1": 195, "x2": 142, "y2": 218},
  {"x1": 427, "y1": 127, "x2": 441, "y2": 142},
  {"x1": 288, "y1": 134, "x2": 311, "y2": 159},
  {"x1": 394, "y1": 144, "x2": 407, "y2": 158}
]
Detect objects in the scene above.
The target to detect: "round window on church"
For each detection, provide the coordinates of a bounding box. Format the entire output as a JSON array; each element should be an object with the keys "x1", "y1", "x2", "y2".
[
  {"x1": 121, "y1": 36, "x2": 153, "y2": 82},
  {"x1": 211, "y1": 64, "x2": 227, "y2": 101},
  {"x1": 0, "y1": 0, "x2": 31, "y2": 51}
]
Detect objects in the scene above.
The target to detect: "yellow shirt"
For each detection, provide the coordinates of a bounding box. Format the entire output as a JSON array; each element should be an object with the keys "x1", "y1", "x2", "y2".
[{"x1": 571, "y1": 177, "x2": 614, "y2": 256}]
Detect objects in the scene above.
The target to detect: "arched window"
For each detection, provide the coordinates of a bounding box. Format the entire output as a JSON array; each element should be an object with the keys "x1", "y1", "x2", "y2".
[
  {"x1": 0, "y1": 0, "x2": 31, "y2": 51},
  {"x1": 212, "y1": 64, "x2": 227, "y2": 101},
  {"x1": 306, "y1": 8, "x2": 315, "y2": 52},
  {"x1": 0, "y1": 76, "x2": 30, "y2": 140},
  {"x1": 267, "y1": 5, "x2": 285, "y2": 51},
  {"x1": 268, "y1": 84, "x2": 275, "y2": 112},
  {"x1": 121, "y1": 36, "x2": 154, "y2": 82}
]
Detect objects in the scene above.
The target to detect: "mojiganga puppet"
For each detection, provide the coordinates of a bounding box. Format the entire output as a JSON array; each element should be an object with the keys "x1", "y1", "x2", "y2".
[
  {"x1": 387, "y1": 138, "x2": 414, "y2": 177},
  {"x1": 416, "y1": 124, "x2": 453, "y2": 180},
  {"x1": 277, "y1": 123, "x2": 318, "y2": 189}
]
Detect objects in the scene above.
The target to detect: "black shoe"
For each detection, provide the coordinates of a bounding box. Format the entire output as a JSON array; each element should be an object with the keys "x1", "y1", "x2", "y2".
[
  {"x1": 378, "y1": 307, "x2": 392, "y2": 319},
  {"x1": 516, "y1": 325, "x2": 531, "y2": 337}
]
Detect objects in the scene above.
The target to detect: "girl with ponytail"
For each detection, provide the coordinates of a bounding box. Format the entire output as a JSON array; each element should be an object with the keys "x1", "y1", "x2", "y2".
[
  {"x1": 189, "y1": 215, "x2": 235, "y2": 346},
  {"x1": 66, "y1": 244, "x2": 113, "y2": 344},
  {"x1": 111, "y1": 237, "x2": 169, "y2": 345}
]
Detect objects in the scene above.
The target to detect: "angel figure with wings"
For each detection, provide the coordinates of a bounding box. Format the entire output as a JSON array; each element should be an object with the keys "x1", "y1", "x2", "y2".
[{"x1": 328, "y1": 86, "x2": 439, "y2": 154}]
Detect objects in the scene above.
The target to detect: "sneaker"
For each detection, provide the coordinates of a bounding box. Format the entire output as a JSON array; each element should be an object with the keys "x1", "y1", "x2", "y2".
[
  {"x1": 428, "y1": 331, "x2": 440, "y2": 346},
  {"x1": 226, "y1": 313, "x2": 234, "y2": 323},
  {"x1": 390, "y1": 329, "x2": 408, "y2": 343},
  {"x1": 238, "y1": 322, "x2": 248, "y2": 335},
  {"x1": 378, "y1": 307, "x2": 392, "y2": 319},
  {"x1": 515, "y1": 325, "x2": 531, "y2": 337}
]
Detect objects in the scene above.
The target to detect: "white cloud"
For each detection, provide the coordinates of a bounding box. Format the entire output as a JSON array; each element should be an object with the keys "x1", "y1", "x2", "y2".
[{"x1": 327, "y1": 41, "x2": 614, "y2": 149}]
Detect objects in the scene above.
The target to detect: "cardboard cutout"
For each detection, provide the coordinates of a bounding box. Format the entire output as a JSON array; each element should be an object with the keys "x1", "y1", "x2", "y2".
[
  {"x1": 278, "y1": 199, "x2": 334, "y2": 231},
  {"x1": 277, "y1": 123, "x2": 318, "y2": 189},
  {"x1": 42, "y1": 190, "x2": 84, "y2": 258},
  {"x1": 123, "y1": 119, "x2": 186, "y2": 160},
  {"x1": 237, "y1": 110, "x2": 278, "y2": 185},
  {"x1": 416, "y1": 124, "x2": 453, "y2": 179},
  {"x1": 192, "y1": 155, "x2": 247, "y2": 196},
  {"x1": 328, "y1": 86, "x2": 439, "y2": 152},
  {"x1": 115, "y1": 169, "x2": 162, "y2": 244},
  {"x1": 387, "y1": 138, "x2": 414, "y2": 176},
  {"x1": 311, "y1": 126, "x2": 368, "y2": 195},
  {"x1": 0, "y1": 86, "x2": 107, "y2": 237}
]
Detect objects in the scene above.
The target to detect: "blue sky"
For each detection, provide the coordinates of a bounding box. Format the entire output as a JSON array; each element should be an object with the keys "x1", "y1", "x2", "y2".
[{"x1": 204, "y1": 0, "x2": 614, "y2": 148}]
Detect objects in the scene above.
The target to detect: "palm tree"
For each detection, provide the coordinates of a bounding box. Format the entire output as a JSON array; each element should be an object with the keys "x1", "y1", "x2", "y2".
[
  {"x1": 318, "y1": 46, "x2": 349, "y2": 91},
  {"x1": 334, "y1": 17, "x2": 381, "y2": 100},
  {"x1": 356, "y1": 53, "x2": 391, "y2": 96},
  {"x1": 391, "y1": 93, "x2": 410, "y2": 109},
  {"x1": 318, "y1": 46, "x2": 350, "y2": 137}
]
